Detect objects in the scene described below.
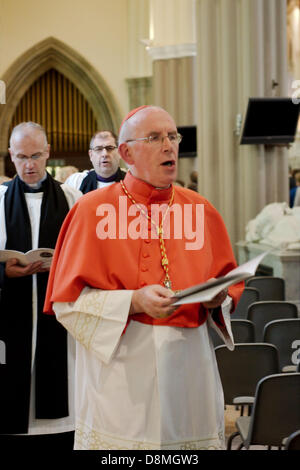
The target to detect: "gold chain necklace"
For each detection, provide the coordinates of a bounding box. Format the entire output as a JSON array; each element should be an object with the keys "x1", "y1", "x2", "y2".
[{"x1": 120, "y1": 180, "x2": 175, "y2": 289}]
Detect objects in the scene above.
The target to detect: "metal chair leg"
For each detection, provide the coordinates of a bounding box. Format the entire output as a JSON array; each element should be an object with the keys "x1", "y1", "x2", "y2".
[{"x1": 227, "y1": 431, "x2": 240, "y2": 450}]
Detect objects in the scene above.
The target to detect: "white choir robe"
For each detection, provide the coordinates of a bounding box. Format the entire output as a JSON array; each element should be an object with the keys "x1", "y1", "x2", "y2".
[
  {"x1": 65, "y1": 171, "x2": 117, "y2": 191},
  {"x1": 54, "y1": 288, "x2": 234, "y2": 450}
]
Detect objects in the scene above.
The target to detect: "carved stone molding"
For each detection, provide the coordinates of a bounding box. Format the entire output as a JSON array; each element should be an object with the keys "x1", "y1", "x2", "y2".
[
  {"x1": 126, "y1": 77, "x2": 153, "y2": 109},
  {"x1": 147, "y1": 43, "x2": 196, "y2": 61},
  {"x1": 0, "y1": 36, "x2": 122, "y2": 154}
]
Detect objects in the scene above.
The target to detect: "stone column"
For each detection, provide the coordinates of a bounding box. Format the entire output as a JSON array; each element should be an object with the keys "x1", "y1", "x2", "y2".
[
  {"x1": 149, "y1": 0, "x2": 196, "y2": 45},
  {"x1": 126, "y1": 0, "x2": 153, "y2": 108},
  {"x1": 147, "y1": 0, "x2": 197, "y2": 186},
  {"x1": 126, "y1": 77, "x2": 153, "y2": 110},
  {"x1": 152, "y1": 53, "x2": 197, "y2": 186},
  {"x1": 195, "y1": 0, "x2": 289, "y2": 246}
]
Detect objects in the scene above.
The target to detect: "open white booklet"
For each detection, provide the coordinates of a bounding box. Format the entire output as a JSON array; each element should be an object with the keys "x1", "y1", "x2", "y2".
[
  {"x1": 0, "y1": 248, "x2": 54, "y2": 268},
  {"x1": 172, "y1": 251, "x2": 268, "y2": 306}
]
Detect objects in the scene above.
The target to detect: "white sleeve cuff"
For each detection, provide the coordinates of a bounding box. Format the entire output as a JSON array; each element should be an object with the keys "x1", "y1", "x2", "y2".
[{"x1": 53, "y1": 287, "x2": 133, "y2": 364}]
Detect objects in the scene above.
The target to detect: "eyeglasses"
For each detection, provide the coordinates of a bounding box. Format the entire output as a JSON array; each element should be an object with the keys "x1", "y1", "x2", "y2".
[
  {"x1": 125, "y1": 133, "x2": 182, "y2": 146},
  {"x1": 14, "y1": 152, "x2": 47, "y2": 161},
  {"x1": 90, "y1": 145, "x2": 117, "y2": 153}
]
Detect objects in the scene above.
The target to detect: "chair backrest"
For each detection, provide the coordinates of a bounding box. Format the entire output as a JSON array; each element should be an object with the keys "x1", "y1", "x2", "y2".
[
  {"x1": 231, "y1": 319, "x2": 255, "y2": 343},
  {"x1": 215, "y1": 343, "x2": 279, "y2": 405},
  {"x1": 246, "y1": 373, "x2": 300, "y2": 447},
  {"x1": 246, "y1": 276, "x2": 285, "y2": 301},
  {"x1": 284, "y1": 430, "x2": 300, "y2": 450},
  {"x1": 209, "y1": 319, "x2": 256, "y2": 347},
  {"x1": 263, "y1": 318, "x2": 300, "y2": 371},
  {"x1": 247, "y1": 301, "x2": 298, "y2": 342},
  {"x1": 231, "y1": 287, "x2": 260, "y2": 319}
]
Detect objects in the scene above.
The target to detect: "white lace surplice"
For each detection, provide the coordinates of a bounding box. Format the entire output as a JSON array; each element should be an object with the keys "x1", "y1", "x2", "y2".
[{"x1": 54, "y1": 288, "x2": 234, "y2": 450}]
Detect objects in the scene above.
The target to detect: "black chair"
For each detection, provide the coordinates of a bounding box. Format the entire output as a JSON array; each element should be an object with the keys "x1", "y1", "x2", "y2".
[
  {"x1": 231, "y1": 319, "x2": 255, "y2": 344},
  {"x1": 246, "y1": 276, "x2": 285, "y2": 301},
  {"x1": 263, "y1": 318, "x2": 300, "y2": 372},
  {"x1": 283, "y1": 430, "x2": 300, "y2": 450},
  {"x1": 215, "y1": 343, "x2": 279, "y2": 415},
  {"x1": 209, "y1": 319, "x2": 255, "y2": 348},
  {"x1": 208, "y1": 324, "x2": 224, "y2": 348},
  {"x1": 231, "y1": 287, "x2": 260, "y2": 319},
  {"x1": 227, "y1": 373, "x2": 300, "y2": 450},
  {"x1": 247, "y1": 301, "x2": 298, "y2": 342}
]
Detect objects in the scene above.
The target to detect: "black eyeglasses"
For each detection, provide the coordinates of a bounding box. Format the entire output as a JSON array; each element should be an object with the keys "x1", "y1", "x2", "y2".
[
  {"x1": 90, "y1": 146, "x2": 117, "y2": 153},
  {"x1": 14, "y1": 151, "x2": 48, "y2": 161}
]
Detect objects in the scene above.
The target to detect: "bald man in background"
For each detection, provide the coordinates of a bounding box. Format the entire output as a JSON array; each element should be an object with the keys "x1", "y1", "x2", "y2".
[{"x1": 0, "y1": 122, "x2": 81, "y2": 450}]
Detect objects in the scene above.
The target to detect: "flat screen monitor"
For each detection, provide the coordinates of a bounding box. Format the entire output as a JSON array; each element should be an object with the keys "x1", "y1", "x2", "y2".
[
  {"x1": 240, "y1": 97, "x2": 300, "y2": 145},
  {"x1": 177, "y1": 126, "x2": 197, "y2": 157}
]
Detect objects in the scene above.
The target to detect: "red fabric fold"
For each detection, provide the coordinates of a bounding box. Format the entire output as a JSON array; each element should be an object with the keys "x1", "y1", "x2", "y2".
[{"x1": 44, "y1": 172, "x2": 244, "y2": 328}]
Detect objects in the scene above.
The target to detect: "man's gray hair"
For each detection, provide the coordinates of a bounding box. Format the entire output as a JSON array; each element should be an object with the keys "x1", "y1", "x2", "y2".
[{"x1": 9, "y1": 122, "x2": 48, "y2": 147}]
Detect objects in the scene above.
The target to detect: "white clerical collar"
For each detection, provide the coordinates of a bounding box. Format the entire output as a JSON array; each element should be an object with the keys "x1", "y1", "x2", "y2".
[
  {"x1": 22, "y1": 172, "x2": 47, "y2": 190},
  {"x1": 155, "y1": 184, "x2": 171, "y2": 190}
]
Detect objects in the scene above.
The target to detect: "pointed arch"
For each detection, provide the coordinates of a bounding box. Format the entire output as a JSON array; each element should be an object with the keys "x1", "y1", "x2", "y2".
[{"x1": 0, "y1": 37, "x2": 122, "y2": 154}]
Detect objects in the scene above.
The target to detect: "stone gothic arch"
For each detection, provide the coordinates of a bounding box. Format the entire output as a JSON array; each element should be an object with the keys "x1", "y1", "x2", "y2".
[{"x1": 0, "y1": 36, "x2": 122, "y2": 159}]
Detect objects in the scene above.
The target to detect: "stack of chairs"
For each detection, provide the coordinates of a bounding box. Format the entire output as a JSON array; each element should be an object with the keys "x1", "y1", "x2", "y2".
[{"x1": 210, "y1": 275, "x2": 300, "y2": 449}]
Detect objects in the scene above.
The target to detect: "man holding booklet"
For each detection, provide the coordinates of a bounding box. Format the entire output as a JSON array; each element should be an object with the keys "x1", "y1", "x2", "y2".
[
  {"x1": 44, "y1": 105, "x2": 244, "y2": 450},
  {"x1": 0, "y1": 122, "x2": 81, "y2": 449}
]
